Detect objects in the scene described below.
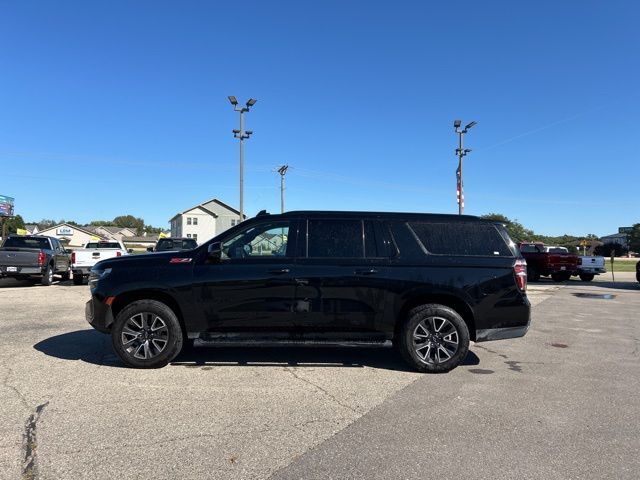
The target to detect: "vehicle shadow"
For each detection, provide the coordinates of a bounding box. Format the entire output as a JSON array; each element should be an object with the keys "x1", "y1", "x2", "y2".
[{"x1": 34, "y1": 329, "x2": 481, "y2": 372}]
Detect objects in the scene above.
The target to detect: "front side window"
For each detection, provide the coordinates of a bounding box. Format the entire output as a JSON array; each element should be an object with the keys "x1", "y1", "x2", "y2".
[
  {"x1": 222, "y1": 221, "x2": 290, "y2": 259},
  {"x1": 307, "y1": 219, "x2": 363, "y2": 258}
]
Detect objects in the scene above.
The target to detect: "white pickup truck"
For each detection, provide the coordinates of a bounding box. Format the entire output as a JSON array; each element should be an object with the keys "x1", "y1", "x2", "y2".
[
  {"x1": 544, "y1": 246, "x2": 605, "y2": 281},
  {"x1": 71, "y1": 240, "x2": 129, "y2": 285}
]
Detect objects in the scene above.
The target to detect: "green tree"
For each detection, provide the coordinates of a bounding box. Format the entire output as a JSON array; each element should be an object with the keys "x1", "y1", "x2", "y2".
[
  {"x1": 4, "y1": 215, "x2": 26, "y2": 234},
  {"x1": 36, "y1": 219, "x2": 57, "y2": 230},
  {"x1": 480, "y1": 213, "x2": 535, "y2": 243},
  {"x1": 113, "y1": 215, "x2": 145, "y2": 235},
  {"x1": 628, "y1": 223, "x2": 640, "y2": 252}
]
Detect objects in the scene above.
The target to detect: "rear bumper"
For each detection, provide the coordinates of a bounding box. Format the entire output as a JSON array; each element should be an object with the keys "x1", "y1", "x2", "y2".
[
  {"x1": 576, "y1": 268, "x2": 605, "y2": 274},
  {"x1": 0, "y1": 266, "x2": 43, "y2": 276},
  {"x1": 475, "y1": 324, "x2": 530, "y2": 342},
  {"x1": 73, "y1": 266, "x2": 92, "y2": 276},
  {"x1": 85, "y1": 297, "x2": 114, "y2": 334}
]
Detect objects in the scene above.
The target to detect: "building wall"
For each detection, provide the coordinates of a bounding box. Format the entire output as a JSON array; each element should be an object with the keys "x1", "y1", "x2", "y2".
[
  {"x1": 201, "y1": 200, "x2": 242, "y2": 234},
  {"x1": 180, "y1": 207, "x2": 217, "y2": 244},
  {"x1": 37, "y1": 225, "x2": 99, "y2": 249}
]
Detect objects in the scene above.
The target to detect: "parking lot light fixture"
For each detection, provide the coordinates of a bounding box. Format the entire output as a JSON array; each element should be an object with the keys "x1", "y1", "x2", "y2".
[
  {"x1": 453, "y1": 119, "x2": 477, "y2": 215},
  {"x1": 229, "y1": 96, "x2": 257, "y2": 221}
]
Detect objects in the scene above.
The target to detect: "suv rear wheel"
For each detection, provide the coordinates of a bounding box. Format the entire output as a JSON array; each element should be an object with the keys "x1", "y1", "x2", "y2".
[
  {"x1": 111, "y1": 300, "x2": 183, "y2": 368},
  {"x1": 398, "y1": 304, "x2": 470, "y2": 373}
]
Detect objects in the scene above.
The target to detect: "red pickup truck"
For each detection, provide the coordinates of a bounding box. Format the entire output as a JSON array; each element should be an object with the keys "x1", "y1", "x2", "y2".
[{"x1": 518, "y1": 242, "x2": 579, "y2": 282}]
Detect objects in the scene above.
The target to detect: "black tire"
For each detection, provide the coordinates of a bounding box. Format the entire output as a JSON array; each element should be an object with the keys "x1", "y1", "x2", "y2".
[
  {"x1": 579, "y1": 273, "x2": 594, "y2": 282},
  {"x1": 527, "y1": 266, "x2": 540, "y2": 282},
  {"x1": 111, "y1": 299, "x2": 183, "y2": 369},
  {"x1": 551, "y1": 272, "x2": 564, "y2": 282},
  {"x1": 73, "y1": 273, "x2": 84, "y2": 285},
  {"x1": 60, "y1": 268, "x2": 70, "y2": 281},
  {"x1": 41, "y1": 264, "x2": 53, "y2": 286},
  {"x1": 397, "y1": 304, "x2": 470, "y2": 373}
]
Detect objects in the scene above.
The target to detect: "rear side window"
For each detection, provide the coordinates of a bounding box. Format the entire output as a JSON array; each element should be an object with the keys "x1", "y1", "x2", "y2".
[
  {"x1": 308, "y1": 219, "x2": 363, "y2": 258},
  {"x1": 408, "y1": 222, "x2": 512, "y2": 257}
]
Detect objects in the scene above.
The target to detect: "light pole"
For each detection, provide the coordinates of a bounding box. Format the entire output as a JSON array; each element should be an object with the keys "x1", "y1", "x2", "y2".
[
  {"x1": 453, "y1": 120, "x2": 477, "y2": 215},
  {"x1": 276, "y1": 165, "x2": 289, "y2": 213},
  {"x1": 228, "y1": 96, "x2": 257, "y2": 222}
]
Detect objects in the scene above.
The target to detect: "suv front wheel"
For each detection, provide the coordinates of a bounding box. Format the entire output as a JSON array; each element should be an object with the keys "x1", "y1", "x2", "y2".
[
  {"x1": 111, "y1": 300, "x2": 184, "y2": 368},
  {"x1": 398, "y1": 304, "x2": 470, "y2": 373}
]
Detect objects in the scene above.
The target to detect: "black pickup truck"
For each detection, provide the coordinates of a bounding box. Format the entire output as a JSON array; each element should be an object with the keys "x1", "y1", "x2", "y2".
[{"x1": 0, "y1": 235, "x2": 71, "y2": 285}]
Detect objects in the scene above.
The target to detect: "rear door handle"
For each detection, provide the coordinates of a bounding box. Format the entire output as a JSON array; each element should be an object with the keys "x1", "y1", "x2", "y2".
[
  {"x1": 268, "y1": 268, "x2": 290, "y2": 274},
  {"x1": 355, "y1": 268, "x2": 379, "y2": 275}
]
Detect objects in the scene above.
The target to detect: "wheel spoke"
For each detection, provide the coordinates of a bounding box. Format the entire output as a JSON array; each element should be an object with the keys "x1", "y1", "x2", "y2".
[{"x1": 413, "y1": 316, "x2": 459, "y2": 366}]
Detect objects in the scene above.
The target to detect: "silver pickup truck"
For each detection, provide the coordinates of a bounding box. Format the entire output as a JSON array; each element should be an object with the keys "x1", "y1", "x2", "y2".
[{"x1": 0, "y1": 235, "x2": 71, "y2": 285}]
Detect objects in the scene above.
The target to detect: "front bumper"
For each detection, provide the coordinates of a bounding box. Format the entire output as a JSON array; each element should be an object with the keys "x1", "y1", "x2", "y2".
[{"x1": 85, "y1": 297, "x2": 114, "y2": 334}]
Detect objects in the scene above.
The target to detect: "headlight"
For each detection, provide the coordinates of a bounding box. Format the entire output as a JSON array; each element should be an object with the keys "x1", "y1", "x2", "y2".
[{"x1": 88, "y1": 267, "x2": 112, "y2": 288}]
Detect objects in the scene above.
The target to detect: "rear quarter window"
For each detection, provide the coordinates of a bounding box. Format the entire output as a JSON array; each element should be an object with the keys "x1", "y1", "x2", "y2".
[{"x1": 408, "y1": 222, "x2": 513, "y2": 257}]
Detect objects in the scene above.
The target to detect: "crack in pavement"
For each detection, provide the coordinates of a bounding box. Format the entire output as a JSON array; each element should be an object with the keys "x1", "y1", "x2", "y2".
[
  {"x1": 22, "y1": 401, "x2": 49, "y2": 480},
  {"x1": 283, "y1": 367, "x2": 359, "y2": 414},
  {"x1": 2, "y1": 364, "x2": 30, "y2": 411}
]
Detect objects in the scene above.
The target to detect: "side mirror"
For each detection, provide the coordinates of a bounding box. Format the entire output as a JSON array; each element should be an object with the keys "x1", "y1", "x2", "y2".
[
  {"x1": 147, "y1": 246, "x2": 154, "y2": 252},
  {"x1": 208, "y1": 242, "x2": 222, "y2": 261},
  {"x1": 128, "y1": 249, "x2": 133, "y2": 254}
]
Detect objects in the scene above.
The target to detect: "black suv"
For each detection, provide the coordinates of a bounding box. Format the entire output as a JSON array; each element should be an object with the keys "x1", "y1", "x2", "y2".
[{"x1": 86, "y1": 211, "x2": 530, "y2": 372}]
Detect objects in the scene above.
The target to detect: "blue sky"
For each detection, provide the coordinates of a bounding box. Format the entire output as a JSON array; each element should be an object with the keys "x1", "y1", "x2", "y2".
[{"x1": 1, "y1": 0, "x2": 638, "y2": 236}]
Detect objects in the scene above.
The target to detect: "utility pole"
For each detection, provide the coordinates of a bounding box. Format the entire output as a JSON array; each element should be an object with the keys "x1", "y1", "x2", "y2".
[
  {"x1": 453, "y1": 120, "x2": 477, "y2": 215},
  {"x1": 228, "y1": 96, "x2": 257, "y2": 222},
  {"x1": 276, "y1": 165, "x2": 289, "y2": 213}
]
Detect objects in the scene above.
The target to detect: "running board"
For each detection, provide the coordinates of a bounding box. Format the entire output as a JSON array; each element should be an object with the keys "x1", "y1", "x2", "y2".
[{"x1": 193, "y1": 338, "x2": 392, "y2": 348}]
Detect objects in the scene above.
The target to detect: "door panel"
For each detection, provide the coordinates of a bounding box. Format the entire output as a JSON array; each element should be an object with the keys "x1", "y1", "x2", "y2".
[
  {"x1": 192, "y1": 220, "x2": 299, "y2": 333},
  {"x1": 292, "y1": 218, "x2": 389, "y2": 337}
]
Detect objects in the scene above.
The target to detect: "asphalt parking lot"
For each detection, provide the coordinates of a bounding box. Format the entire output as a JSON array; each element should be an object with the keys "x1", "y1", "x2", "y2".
[{"x1": 1, "y1": 274, "x2": 638, "y2": 480}]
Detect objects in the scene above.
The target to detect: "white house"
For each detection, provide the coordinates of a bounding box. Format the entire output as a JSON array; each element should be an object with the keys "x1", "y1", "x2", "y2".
[{"x1": 169, "y1": 198, "x2": 246, "y2": 243}]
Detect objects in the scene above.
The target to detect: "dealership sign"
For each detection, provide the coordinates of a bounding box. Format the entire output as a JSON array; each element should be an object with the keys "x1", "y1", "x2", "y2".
[
  {"x1": 56, "y1": 226, "x2": 74, "y2": 235},
  {"x1": 0, "y1": 194, "x2": 14, "y2": 217}
]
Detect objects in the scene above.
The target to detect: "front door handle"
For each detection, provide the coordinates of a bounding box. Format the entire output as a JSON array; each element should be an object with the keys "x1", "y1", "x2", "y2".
[
  {"x1": 355, "y1": 268, "x2": 379, "y2": 275},
  {"x1": 268, "y1": 268, "x2": 290, "y2": 274}
]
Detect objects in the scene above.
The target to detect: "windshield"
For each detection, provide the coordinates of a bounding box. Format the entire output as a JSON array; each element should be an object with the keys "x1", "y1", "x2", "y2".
[{"x1": 2, "y1": 237, "x2": 50, "y2": 249}]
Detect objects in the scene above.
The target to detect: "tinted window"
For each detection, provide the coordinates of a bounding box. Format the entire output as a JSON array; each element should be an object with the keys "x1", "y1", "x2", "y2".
[
  {"x1": 308, "y1": 219, "x2": 363, "y2": 258},
  {"x1": 85, "y1": 242, "x2": 121, "y2": 249},
  {"x1": 408, "y1": 222, "x2": 512, "y2": 256},
  {"x1": 520, "y1": 244, "x2": 541, "y2": 253},
  {"x1": 222, "y1": 221, "x2": 290, "y2": 259},
  {"x1": 2, "y1": 237, "x2": 50, "y2": 249},
  {"x1": 364, "y1": 221, "x2": 379, "y2": 258}
]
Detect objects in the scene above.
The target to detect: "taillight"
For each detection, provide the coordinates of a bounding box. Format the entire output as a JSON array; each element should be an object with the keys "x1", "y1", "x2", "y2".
[
  {"x1": 38, "y1": 251, "x2": 46, "y2": 266},
  {"x1": 116, "y1": 251, "x2": 122, "y2": 257},
  {"x1": 71, "y1": 252, "x2": 76, "y2": 264},
  {"x1": 514, "y1": 259, "x2": 527, "y2": 291}
]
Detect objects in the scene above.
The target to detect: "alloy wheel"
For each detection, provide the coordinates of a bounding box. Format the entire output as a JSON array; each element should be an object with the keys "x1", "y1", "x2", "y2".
[
  {"x1": 412, "y1": 316, "x2": 460, "y2": 364},
  {"x1": 121, "y1": 313, "x2": 169, "y2": 360}
]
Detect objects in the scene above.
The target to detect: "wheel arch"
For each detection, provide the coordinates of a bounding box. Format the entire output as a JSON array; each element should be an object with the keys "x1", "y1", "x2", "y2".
[
  {"x1": 394, "y1": 293, "x2": 476, "y2": 341},
  {"x1": 110, "y1": 289, "x2": 186, "y2": 337}
]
